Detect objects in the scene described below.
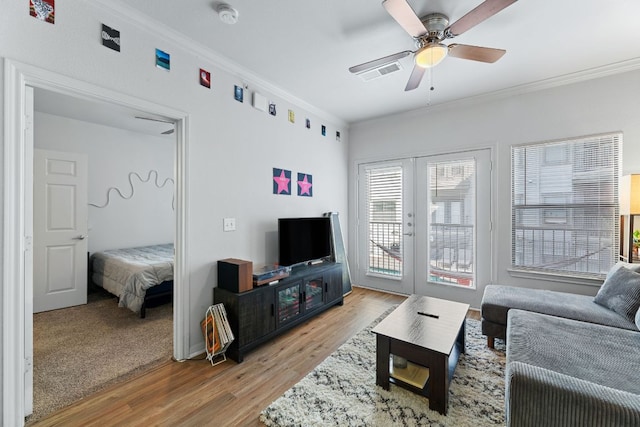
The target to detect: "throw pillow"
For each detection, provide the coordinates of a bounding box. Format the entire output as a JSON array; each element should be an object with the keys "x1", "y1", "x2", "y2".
[
  {"x1": 595, "y1": 266, "x2": 640, "y2": 322},
  {"x1": 636, "y1": 307, "x2": 640, "y2": 331},
  {"x1": 606, "y1": 261, "x2": 640, "y2": 280}
]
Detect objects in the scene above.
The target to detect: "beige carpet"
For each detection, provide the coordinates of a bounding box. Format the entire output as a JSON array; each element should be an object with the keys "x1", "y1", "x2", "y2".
[{"x1": 27, "y1": 290, "x2": 173, "y2": 423}]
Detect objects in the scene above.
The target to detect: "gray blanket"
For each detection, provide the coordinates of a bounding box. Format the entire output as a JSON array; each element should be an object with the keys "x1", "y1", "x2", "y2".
[{"x1": 91, "y1": 243, "x2": 174, "y2": 313}]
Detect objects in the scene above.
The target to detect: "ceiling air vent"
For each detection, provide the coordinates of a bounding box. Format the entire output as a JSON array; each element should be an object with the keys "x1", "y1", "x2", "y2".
[{"x1": 357, "y1": 61, "x2": 403, "y2": 82}]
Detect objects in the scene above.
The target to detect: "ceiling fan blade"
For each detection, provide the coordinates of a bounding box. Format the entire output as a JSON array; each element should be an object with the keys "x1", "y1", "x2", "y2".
[
  {"x1": 382, "y1": 0, "x2": 427, "y2": 38},
  {"x1": 446, "y1": 0, "x2": 517, "y2": 37},
  {"x1": 448, "y1": 44, "x2": 506, "y2": 63},
  {"x1": 404, "y1": 64, "x2": 426, "y2": 91},
  {"x1": 134, "y1": 116, "x2": 174, "y2": 124},
  {"x1": 349, "y1": 50, "x2": 412, "y2": 74}
]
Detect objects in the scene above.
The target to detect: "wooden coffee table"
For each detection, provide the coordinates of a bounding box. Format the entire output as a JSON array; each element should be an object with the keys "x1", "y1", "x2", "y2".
[{"x1": 372, "y1": 294, "x2": 469, "y2": 415}]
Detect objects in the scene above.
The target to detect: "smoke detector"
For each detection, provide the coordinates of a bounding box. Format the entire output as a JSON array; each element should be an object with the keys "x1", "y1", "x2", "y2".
[{"x1": 217, "y1": 4, "x2": 239, "y2": 25}]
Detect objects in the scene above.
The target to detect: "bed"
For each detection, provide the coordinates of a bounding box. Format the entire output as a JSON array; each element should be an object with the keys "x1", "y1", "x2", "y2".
[{"x1": 90, "y1": 243, "x2": 174, "y2": 318}]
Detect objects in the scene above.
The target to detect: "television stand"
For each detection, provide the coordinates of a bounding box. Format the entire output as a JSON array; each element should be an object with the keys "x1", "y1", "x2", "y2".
[{"x1": 214, "y1": 262, "x2": 343, "y2": 362}]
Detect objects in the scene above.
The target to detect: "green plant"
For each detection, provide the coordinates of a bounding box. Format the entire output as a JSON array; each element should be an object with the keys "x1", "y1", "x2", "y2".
[{"x1": 634, "y1": 230, "x2": 640, "y2": 248}]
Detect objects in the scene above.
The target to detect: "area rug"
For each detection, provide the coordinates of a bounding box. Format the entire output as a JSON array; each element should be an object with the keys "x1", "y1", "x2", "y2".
[
  {"x1": 260, "y1": 307, "x2": 506, "y2": 426},
  {"x1": 26, "y1": 291, "x2": 173, "y2": 424}
]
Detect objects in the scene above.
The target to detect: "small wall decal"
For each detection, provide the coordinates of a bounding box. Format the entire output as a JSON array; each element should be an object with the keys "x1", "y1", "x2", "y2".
[
  {"x1": 269, "y1": 102, "x2": 277, "y2": 116},
  {"x1": 288, "y1": 109, "x2": 295, "y2": 123},
  {"x1": 101, "y1": 24, "x2": 120, "y2": 51},
  {"x1": 200, "y1": 69, "x2": 211, "y2": 88},
  {"x1": 336, "y1": 131, "x2": 341, "y2": 142},
  {"x1": 321, "y1": 125, "x2": 326, "y2": 136},
  {"x1": 30, "y1": 0, "x2": 54, "y2": 24},
  {"x1": 155, "y1": 49, "x2": 170, "y2": 71},
  {"x1": 234, "y1": 85, "x2": 244, "y2": 102},
  {"x1": 273, "y1": 168, "x2": 291, "y2": 195},
  {"x1": 306, "y1": 118, "x2": 311, "y2": 129},
  {"x1": 297, "y1": 173, "x2": 313, "y2": 197}
]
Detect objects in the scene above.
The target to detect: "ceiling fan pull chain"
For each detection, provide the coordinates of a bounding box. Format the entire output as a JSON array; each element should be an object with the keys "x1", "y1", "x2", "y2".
[{"x1": 427, "y1": 68, "x2": 433, "y2": 105}]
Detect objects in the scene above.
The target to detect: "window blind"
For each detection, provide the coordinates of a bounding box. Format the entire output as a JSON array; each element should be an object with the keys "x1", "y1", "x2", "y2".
[
  {"x1": 366, "y1": 165, "x2": 403, "y2": 276},
  {"x1": 511, "y1": 133, "x2": 621, "y2": 277}
]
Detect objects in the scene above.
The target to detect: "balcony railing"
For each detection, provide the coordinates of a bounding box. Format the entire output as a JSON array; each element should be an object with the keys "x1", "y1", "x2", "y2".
[
  {"x1": 369, "y1": 221, "x2": 402, "y2": 276},
  {"x1": 429, "y1": 223, "x2": 474, "y2": 287},
  {"x1": 368, "y1": 221, "x2": 475, "y2": 287}
]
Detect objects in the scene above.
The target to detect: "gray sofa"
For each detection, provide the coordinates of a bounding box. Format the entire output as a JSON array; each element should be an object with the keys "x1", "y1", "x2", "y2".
[
  {"x1": 481, "y1": 284, "x2": 637, "y2": 348},
  {"x1": 480, "y1": 262, "x2": 640, "y2": 426},
  {"x1": 506, "y1": 309, "x2": 640, "y2": 427}
]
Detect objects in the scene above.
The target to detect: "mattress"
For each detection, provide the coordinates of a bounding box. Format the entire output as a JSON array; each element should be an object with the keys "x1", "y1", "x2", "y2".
[{"x1": 90, "y1": 243, "x2": 174, "y2": 313}]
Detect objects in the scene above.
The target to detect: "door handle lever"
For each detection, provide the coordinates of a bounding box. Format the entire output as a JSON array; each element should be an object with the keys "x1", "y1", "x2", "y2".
[
  {"x1": 403, "y1": 232, "x2": 413, "y2": 236},
  {"x1": 73, "y1": 234, "x2": 87, "y2": 240}
]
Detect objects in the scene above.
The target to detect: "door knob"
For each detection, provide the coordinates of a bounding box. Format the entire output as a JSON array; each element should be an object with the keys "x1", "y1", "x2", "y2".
[{"x1": 73, "y1": 234, "x2": 87, "y2": 240}]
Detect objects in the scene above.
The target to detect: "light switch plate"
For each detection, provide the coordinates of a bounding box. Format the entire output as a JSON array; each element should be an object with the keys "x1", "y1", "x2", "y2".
[{"x1": 223, "y1": 217, "x2": 236, "y2": 232}]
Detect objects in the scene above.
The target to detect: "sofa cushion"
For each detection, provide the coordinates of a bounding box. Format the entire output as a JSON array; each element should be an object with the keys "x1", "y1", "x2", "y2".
[
  {"x1": 636, "y1": 307, "x2": 640, "y2": 331},
  {"x1": 594, "y1": 266, "x2": 640, "y2": 322},
  {"x1": 605, "y1": 261, "x2": 640, "y2": 280},
  {"x1": 507, "y1": 309, "x2": 640, "y2": 395},
  {"x1": 481, "y1": 284, "x2": 637, "y2": 331}
]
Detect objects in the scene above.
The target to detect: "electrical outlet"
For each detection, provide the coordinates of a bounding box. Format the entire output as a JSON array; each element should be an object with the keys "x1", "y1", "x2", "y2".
[{"x1": 223, "y1": 217, "x2": 236, "y2": 232}]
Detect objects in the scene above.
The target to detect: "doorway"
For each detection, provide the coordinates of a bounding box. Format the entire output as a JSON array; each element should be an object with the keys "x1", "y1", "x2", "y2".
[{"x1": 2, "y1": 59, "x2": 189, "y2": 424}]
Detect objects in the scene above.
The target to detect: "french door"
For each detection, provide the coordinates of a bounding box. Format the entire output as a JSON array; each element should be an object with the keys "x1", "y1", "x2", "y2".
[
  {"x1": 357, "y1": 159, "x2": 415, "y2": 294},
  {"x1": 356, "y1": 149, "x2": 491, "y2": 295}
]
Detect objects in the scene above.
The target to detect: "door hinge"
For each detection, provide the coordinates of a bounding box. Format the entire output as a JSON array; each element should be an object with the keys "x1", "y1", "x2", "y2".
[
  {"x1": 24, "y1": 113, "x2": 33, "y2": 132},
  {"x1": 24, "y1": 235, "x2": 33, "y2": 252},
  {"x1": 25, "y1": 356, "x2": 33, "y2": 373}
]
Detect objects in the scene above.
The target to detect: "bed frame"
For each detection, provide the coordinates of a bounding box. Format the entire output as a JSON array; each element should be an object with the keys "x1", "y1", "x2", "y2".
[{"x1": 139, "y1": 280, "x2": 173, "y2": 318}]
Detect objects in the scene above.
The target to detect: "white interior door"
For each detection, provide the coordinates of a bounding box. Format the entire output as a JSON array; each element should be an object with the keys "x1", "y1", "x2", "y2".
[
  {"x1": 356, "y1": 159, "x2": 415, "y2": 294},
  {"x1": 33, "y1": 149, "x2": 88, "y2": 313}
]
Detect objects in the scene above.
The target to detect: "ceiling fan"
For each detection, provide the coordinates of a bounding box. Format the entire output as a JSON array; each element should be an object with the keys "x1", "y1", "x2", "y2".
[
  {"x1": 134, "y1": 116, "x2": 175, "y2": 135},
  {"x1": 349, "y1": 0, "x2": 517, "y2": 91}
]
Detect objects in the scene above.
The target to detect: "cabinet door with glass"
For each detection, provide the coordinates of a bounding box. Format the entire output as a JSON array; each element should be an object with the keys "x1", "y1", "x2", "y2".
[
  {"x1": 304, "y1": 275, "x2": 325, "y2": 312},
  {"x1": 276, "y1": 280, "x2": 302, "y2": 326}
]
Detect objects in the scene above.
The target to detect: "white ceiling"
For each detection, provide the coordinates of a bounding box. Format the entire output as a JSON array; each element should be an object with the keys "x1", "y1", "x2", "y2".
[
  {"x1": 36, "y1": 0, "x2": 640, "y2": 131},
  {"x1": 109, "y1": 0, "x2": 640, "y2": 124},
  {"x1": 34, "y1": 88, "x2": 175, "y2": 138}
]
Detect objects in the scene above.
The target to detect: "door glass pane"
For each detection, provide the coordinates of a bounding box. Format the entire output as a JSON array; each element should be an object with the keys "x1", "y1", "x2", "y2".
[
  {"x1": 427, "y1": 159, "x2": 476, "y2": 288},
  {"x1": 277, "y1": 283, "x2": 300, "y2": 323},
  {"x1": 305, "y1": 278, "x2": 324, "y2": 311},
  {"x1": 366, "y1": 166, "x2": 403, "y2": 277}
]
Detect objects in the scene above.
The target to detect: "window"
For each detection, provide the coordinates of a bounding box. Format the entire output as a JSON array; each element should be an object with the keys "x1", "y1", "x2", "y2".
[
  {"x1": 427, "y1": 159, "x2": 476, "y2": 288},
  {"x1": 511, "y1": 133, "x2": 621, "y2": 277}
]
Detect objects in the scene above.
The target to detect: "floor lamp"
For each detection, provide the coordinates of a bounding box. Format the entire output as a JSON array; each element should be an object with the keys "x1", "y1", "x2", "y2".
[{"x1": 620, "y1": 174, "x2": 640, "y2": 262}]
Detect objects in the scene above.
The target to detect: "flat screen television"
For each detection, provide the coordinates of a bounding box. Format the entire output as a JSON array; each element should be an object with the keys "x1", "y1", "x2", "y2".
[{"x1": 278, "y1": 217, "x2": 332, "y2": 267}]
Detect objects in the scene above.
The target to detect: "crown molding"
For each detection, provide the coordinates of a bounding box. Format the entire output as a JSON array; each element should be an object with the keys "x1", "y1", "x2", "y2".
[
  {"x1": 90, "y1": 0, "x2": 348, "y2": 128},
  {"x1": 356, "y1": 57, "x2": 640, "y2": 126}
]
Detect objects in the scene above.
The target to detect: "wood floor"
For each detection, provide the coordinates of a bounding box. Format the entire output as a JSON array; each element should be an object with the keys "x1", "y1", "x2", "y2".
[{"x1": 29, "y1": 287, "x2": 479, "y2": 427}]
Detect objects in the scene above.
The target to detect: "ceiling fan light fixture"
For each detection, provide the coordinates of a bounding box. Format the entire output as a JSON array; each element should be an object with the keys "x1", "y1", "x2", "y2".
[{"x1": 415, "y1": 43, "x2": 448, "y2": 68}]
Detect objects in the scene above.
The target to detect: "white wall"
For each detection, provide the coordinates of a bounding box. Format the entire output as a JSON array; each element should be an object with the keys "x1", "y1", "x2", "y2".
[
  {"x1": 349, "y1": 69, "x2": 640, "y2": 307},
  {"x1": 0, "y1": 0, "x2": 349, "y2": 400},
  {"x1": 34, "y1": 111, "x2": 175, "y2": 253}
]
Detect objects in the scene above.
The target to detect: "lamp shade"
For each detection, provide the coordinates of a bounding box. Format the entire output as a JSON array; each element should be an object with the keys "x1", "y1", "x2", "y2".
[
  {"x1": 415, "y1": 43, "x2": 448, "y2": 68},
  {"x1": 620, "y1": 174, "x2": 640, "y2": 215}
]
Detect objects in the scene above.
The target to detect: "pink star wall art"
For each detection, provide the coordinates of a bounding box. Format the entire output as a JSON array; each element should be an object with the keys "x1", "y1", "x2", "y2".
[
  {"x1": 297, "y1": 173, "x2": 313, "y2": 197},
  {"x1": 273, "y1": 168, "x2": 291, "y2": 195}
]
